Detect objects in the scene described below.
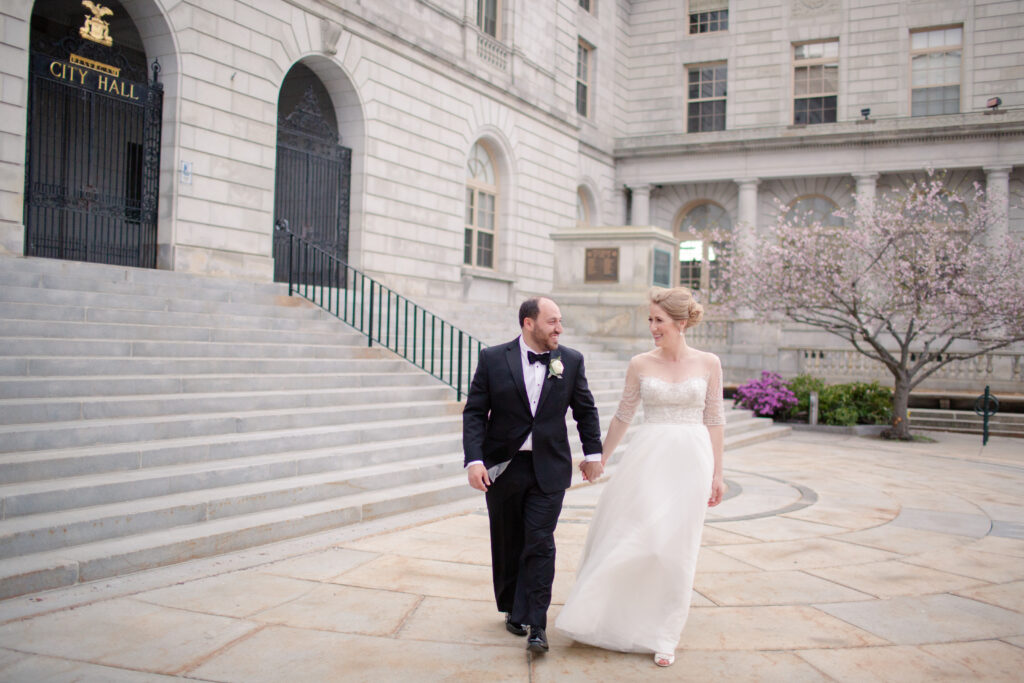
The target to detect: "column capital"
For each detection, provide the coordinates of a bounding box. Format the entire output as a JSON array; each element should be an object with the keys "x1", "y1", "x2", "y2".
[
  {"x1": 735, "y1": 177, "x2": 760, "y2": 187},
  {"x1": 983, "y1": 166, "x2": 1012, "y2": 177},
  {"x1": 852, "y1": 171, "x2": 879, "y2": 180},
  {"x1": 627, "y1": 184, "x2": 654, "y2": 194}
]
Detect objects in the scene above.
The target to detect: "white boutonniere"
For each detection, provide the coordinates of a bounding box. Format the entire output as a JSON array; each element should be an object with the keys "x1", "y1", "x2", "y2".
[{"x1": 548, "y1": 357, "x2": 564, "y2": 379}]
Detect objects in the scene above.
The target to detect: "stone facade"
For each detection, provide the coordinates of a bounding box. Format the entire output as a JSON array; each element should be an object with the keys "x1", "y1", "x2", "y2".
[{"x1": 2, "y1": 0, "x2": 1023, "y2": 388}]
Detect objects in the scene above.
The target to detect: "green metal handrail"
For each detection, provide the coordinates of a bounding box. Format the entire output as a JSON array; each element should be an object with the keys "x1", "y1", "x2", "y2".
[{"x1": 276, "y1": 222, "x2": 484, "y2": 400}]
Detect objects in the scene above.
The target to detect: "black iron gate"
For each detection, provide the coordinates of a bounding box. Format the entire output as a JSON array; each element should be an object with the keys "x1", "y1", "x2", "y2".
[
  {"x1": 273, "y1": 85, "x2": 351, "y2": 283},
  {"x1": 24, "y1": 36, "x2": 162, "y2": 268}
]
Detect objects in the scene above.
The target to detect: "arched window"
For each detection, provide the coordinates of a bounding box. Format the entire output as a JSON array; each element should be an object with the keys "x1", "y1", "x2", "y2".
[
  {"x1": 576, "y1": 187, "x2": 591, "y2": 226},
  {"x1": 676, "y1": 201, "x2": 731, "y2": 303},
  {"x1": 465, "y1": 142, "x2": 497, "y2": 268},
  {"x1": 785, "y1": 195, "x2": 844, "y2": 227}
]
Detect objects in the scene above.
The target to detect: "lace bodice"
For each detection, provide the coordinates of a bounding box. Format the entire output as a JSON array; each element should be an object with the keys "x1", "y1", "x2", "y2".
[{"x1": 613, "y1": 351, "x2": 725, "y2": 426}]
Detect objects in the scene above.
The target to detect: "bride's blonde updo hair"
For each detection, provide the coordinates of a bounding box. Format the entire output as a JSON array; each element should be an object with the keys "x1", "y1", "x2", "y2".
[{"x1": 649, "y1": 287, "x2": 704, "y2": 328}]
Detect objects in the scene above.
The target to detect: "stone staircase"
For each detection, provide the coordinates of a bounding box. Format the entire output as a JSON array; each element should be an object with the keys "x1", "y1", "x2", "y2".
[
  {"x1": 909, "y1": 408, "x2": 1024, "y2": 438},
  {"x1": 0, "y1": 255, "x2": 787, "y2": 599}
]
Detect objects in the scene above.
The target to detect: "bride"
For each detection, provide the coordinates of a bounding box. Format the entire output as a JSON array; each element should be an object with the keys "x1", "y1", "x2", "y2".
[{"x1": 555, "y1": 286, "x2": 727, "y2": 667}]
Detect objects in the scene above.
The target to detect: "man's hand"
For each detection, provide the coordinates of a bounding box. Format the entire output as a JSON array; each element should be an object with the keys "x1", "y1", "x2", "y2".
[
  {"x1": 467, "y1": 463, "x2": 491, "y2": 492},
  {"x1": 580, "y1": 460, "x2": 604, "y2": 483}
]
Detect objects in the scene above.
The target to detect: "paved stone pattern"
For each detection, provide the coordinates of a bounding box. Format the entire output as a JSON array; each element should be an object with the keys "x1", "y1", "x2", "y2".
[{"x1": 0, "y1": 431, "x2": 1022, "y2": 681}]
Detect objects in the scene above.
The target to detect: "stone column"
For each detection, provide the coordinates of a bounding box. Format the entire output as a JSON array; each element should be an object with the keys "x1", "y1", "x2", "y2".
[
  {"x1": 853, "y1": 172, "x2": 878, "y2": 210},
  {"x1": 630, "y1": 184, "x2": 652, "y2": 226},
  {"x1": 735, "y1": 178, "x2": 760, "y2": 249},
  {"x1": 984, "y1": 166, "x2": 1011, "y2": 244}
]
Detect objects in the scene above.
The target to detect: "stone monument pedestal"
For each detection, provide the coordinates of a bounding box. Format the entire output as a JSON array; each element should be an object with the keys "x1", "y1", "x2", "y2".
[{"x1": 550, "y1": 225, "x2": 678, "y2": 345}]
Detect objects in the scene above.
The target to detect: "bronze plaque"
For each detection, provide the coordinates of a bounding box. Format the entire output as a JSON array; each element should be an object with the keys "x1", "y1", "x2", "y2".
[{"x1": 585, "y1": 248, "x2": 619, "y2": 283}]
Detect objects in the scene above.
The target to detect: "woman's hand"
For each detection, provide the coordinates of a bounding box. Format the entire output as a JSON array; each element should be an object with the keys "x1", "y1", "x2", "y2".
[
  {"x1": 580, "y1": 460, "x2": 604, "y2": 482},
  {"x1": 708, "y1": 474, "x2": 726, "y2": 507}
]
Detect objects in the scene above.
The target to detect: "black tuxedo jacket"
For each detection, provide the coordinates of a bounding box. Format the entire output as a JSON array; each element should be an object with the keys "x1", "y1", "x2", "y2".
[{"x1": 462, "y1": 338, "x2": 603, "y2": 493}]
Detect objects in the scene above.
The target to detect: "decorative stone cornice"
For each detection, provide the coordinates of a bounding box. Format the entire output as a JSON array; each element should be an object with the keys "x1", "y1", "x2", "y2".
[{"x1": 614, "y1": 111, "x2": 1024, "y2": 159}]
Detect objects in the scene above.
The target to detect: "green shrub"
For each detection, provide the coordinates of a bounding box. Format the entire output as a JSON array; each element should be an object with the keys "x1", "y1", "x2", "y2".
[
  {"x1": 818, "y1": 381, "x2": 892, "y2": 426},
  {"x1": 786, "y1": 374, "x2": 826, "y2": 419}
]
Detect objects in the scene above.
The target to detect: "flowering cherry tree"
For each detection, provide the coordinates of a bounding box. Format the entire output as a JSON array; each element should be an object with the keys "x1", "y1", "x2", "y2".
[{"x1": 721, "y1": 174, "x2": 1024, "y2": 440}]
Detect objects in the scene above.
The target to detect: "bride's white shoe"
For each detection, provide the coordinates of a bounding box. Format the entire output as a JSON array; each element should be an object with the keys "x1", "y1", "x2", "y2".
[{"x1": 654, "y1": 652, "x2": 675, "y2": 667}]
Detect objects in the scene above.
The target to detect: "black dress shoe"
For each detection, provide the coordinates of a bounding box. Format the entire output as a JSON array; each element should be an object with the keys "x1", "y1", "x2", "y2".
[
  {"x1": 527, "y1": 626, "x2": 549, "y2": 653},
  {"x1": 505, "y1": 613, "x2": 527, "y2": 636}
]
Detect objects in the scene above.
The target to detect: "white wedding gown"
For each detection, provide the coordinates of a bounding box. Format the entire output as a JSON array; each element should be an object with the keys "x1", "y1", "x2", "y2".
[{"x1": 555, "y1": 351, "x2": 724, "y2": 654}]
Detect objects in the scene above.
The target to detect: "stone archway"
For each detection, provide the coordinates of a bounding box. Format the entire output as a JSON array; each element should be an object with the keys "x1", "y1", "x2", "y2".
[{"x1": 24, "y1": 0, "x2": 164, "y2": 267}]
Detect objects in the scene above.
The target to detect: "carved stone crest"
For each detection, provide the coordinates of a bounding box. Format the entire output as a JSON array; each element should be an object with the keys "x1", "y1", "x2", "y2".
[
  {"x1": 792, "y1": 0, "x2": 839, "y2": 17},
  {"x1": 79, "y1": 1, "x2": 114, "y2": 47}
]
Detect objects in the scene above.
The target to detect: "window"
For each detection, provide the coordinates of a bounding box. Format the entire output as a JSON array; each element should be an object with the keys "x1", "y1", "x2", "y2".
[
  {"x1": 911, "y1": 26, "x2": 962, "y2": 116},
  {"x1": 793, "y1": 40, "x2": 838, "y2": 125},
  {"x1": 677, "y1": 202, "x2": 731, "y2": 302},
  {"x1": 477, "y1": 0, "x2": 499, "y2": 38},
  {"x1": 465, "y1": 142, "x2": 497, "y2": 268},
  {"x1": 687, "y1": 63, "x2": 727, "y2": 132},
  {"x1": 785, "y1": 195, "x2": 844, "y2": 227},
  {"x1": 689, "y1": 0, "x2": 728, "y2": 34},
  {"x1": 577, "y1": 40, "x2": 592, "y2": 117},
  {"x1": 579, "y1": 0, "x2": 592, "y2": 11},
  {"x1": 576, "y1": 188, "x2": 590, "y2": 226}
]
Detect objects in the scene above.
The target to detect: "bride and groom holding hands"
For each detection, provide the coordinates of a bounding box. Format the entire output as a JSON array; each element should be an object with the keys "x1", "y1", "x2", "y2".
[{"x1": 463, "y1": 288, "x2": 727, "y2": 667}]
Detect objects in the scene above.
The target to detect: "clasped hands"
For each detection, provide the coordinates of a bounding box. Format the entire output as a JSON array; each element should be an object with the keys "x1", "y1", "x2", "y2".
[{"x1": 580, "y1": 460, "x2": 604, "y2": 482}]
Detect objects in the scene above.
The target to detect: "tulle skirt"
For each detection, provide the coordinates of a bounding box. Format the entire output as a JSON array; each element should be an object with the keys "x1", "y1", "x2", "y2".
[{"x1": 555, "y1": 422, "x2": 713, "y2": 653}]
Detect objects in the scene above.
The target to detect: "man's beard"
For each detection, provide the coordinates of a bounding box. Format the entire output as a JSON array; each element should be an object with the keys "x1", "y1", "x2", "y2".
[{"x1": 529, "y1": 328, "x2": 558, "y2": 351}]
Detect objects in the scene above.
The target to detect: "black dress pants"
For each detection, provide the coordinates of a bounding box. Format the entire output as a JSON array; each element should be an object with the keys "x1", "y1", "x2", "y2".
[{"x1": 485, "y1": 450, "x2": 565, "y2": 630}]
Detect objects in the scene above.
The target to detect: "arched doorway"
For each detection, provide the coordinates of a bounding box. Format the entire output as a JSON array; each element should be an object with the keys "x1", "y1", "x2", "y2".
[
  {"x1": 24, "y1": 0, "x2": 162, "y2": 267},
  {"x1": 273, "y1": 63, "x2": 351, "y2": 282}
]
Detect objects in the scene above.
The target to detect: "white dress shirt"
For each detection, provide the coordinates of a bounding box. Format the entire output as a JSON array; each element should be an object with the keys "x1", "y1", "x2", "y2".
[{"x1": 466, "y1": 336, "x2": 601, "y2": 469}]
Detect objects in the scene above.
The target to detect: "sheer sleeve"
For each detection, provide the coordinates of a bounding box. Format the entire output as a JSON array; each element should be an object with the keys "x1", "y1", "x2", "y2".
[
  {"x1": 703, "y1": 354, "x2": 725, "y2": 426},
  {"x1": 613, "y1": 358, "x2": 642, "y2": 424}
]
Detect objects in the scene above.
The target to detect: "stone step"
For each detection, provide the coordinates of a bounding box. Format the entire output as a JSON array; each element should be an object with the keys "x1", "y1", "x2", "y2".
[
  {"x1": 0, "y1": 318, "x2": 371, "y2": 346},
  {"x1": 0, "y1": 261, "x2": 287, "y2": 304},
  {"x1": 0, "y1": 413, "x2": 787, "y2": 599},
  {"x1": 909, "y1": 409, "x2": 1024, "y2": 436},
  {"x1": 0, "y1": 452, "x2": 467, "y2": 557},
  {"x1": 0, "y1": 401, "x2": 465, "y2": 453},
  {"x1": 0, "y1": 384, "x2": 456, "y2": 425},
  {"x1": 0, "y1": 254, "x2": 285, "y2": 298},
  {"x1": 0, "y1": 284, "x2": 335, "y2": 321},
  {"x1": 0, "y1": 473, "x2": 476, "y2": 600},
  {"x1": 0, "y1": 338, "x2": 379, "y2": 361},
  {"x1": 0, "y1": 397, "x2": 629, "y2": 486},
  {"x1": 0, "y1": 423, "x2": 467, "y2": 485},
  {"x1": 0, "y1": 370, "x2": 439, "y2": 399},
  {"x1": 2, "y1": 355, "x2": 416, "y2": 378},
  {"x1": 0, "y1": 300, "x2": 348, "y2": 333}
]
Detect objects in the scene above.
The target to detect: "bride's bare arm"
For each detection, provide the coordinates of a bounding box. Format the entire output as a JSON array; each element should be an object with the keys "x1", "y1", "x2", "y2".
[{"x1": 600, "y1": 416, "x2": 630, "y2": 466}]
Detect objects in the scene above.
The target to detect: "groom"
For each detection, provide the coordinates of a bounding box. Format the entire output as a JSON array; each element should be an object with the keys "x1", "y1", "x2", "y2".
[{"x1": 463, "y1": 296, "x2": 603, "y2": 653}]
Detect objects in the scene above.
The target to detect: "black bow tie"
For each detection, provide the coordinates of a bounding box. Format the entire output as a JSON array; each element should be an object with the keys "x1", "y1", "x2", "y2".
[{"x1": 527, "y1": 351, "x2": 550, "y2": 366}]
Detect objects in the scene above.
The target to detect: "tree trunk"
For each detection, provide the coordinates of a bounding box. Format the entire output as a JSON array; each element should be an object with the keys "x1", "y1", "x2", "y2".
[{"x1": 884, "y1": 372, "x2": 913, "y2": 440}]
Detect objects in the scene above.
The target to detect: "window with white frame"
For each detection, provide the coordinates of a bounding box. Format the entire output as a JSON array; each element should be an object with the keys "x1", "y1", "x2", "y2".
[
  {"x1": 793, "y1": 40, "x2": 838, "y2": 125},
  {"x1": 576, "y1": 188, "x2": 590, "y2": 226},
  {"x1": 911, "y1": 26, "x2": 962, "y2": 116},
  {"x1": 687, "y1": 63, "x2": 727, "y2": 132},
  {"x1": 465, "y1": 142, "x2": 497, "y2": 269},
  {"x1": 477, "y1": 0, "x2": 499, "y2": 38},
  {"x1": 785, "y1": 195, "x2": 844, "y2": 227},
  {"x1": 579, "y1": 0, "x2": 592, "y2": 12},
  {"x1": 577, "y1": 40, "x2": 592, "y2": 117},
  {"x1": 677, "y1": 202, "x2": 731, "y2": 302},
  {"x1": 689, "y1": 0, "x2": 728, "y2": 34}
]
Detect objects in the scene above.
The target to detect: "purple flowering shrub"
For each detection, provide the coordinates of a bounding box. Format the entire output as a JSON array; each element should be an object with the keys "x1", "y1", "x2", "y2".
[{"x1": 733, "y1": 371, "x2": 797, "y2": 418}]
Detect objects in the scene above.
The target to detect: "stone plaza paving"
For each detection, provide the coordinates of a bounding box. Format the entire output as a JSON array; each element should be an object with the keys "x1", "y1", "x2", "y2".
[{"x1": 0, "y1": 430, "x2": 1021, "y2": 682}]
